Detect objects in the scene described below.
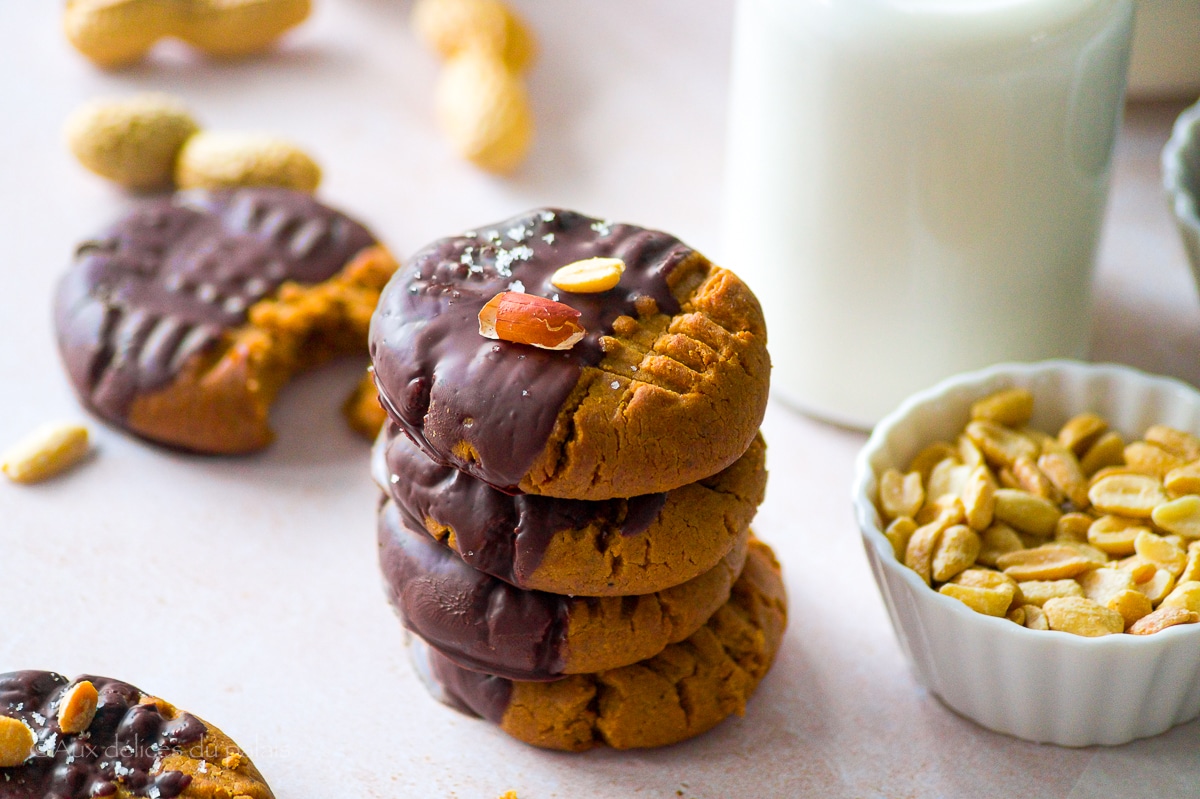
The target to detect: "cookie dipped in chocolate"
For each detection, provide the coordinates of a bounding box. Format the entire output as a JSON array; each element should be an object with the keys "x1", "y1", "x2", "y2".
[
  {"x1": 55, "y1": 187, "x2": 391, "y2": 453},
  {"x1": 405, "y1": 535, "x2": 789, "y2": 751},
  {"x1": 369, "y1": 208, "x2": 770, "y2": 500},
  {"x1": 0, "y1": 671, "x2": 274, "y2": 799},
  {"x1": 377, "y1": 498, "x2": 748, "y2": 681},
  {"x1": 372, "y1": 420, "x2": 766, "y2": 596}
]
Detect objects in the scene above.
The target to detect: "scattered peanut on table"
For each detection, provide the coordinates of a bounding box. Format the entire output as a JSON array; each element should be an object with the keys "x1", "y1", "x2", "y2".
[
  {"x1": 66, "y1": 94, "x2": 321, "y2": 193},
  {"x1": 413, "y1": 0, "x2": 536, "y2": 173},
  {"x1": 875, "y1": 387, "x2": 1200, "y2": 637},
  {"x1": 64, "y1": 0, "x2": 311, "y2": 69},
  {"x1": 1, "y1": 422, "x2": 92, "y2": 484}
]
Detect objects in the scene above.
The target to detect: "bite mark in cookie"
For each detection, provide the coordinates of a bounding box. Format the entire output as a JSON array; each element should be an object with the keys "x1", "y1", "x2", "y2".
[{"x1": 56, "y1": 188, "x2": 396, "y2": 453}]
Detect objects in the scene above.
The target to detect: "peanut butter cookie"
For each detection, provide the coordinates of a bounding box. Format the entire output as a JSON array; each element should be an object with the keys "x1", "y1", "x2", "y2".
[
  {"x1": 373, "y1": 421, "x2": 766, "y2": 596},
  {"x1": 0, "y1": 671, "x2": 273, "y2": 799},
  {"x1": 369, "y1": 208, "x2": 770, "y2": 500},
  {"x1": 378, "y1": 497, "x2": 750, "y2": 680},
  {"x1": 409, "y1": 537, "x2": 787, "y2": 750},
  {"x1": 55, "y1": 188, "x2": 397, "y2": 453}
]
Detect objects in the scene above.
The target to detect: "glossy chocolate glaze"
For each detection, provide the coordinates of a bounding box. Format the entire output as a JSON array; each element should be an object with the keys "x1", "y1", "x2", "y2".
[
  {"x1": 0, "y1": 671, "x2": 206, "y2": 799},
  {"x1": 411, "y1": 636, "x2": 512, "y2": 725},
  {"x1": 55, "y1": 188, "x2": 377, "y2": 422},
  {"x1": 378, "y1": 497, "x2": 587, "y2": 681},
  {"x1": 369, "y1": 208, "x2": 692, "y2": 492},
  {"x1": 372, "y1": 421, "x2": 667, "y2": 588}
]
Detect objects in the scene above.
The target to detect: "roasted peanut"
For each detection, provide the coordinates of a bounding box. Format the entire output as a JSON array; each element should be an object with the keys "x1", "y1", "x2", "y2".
[
  {"x1": 1079, "y1": 431, "x2": 1126, "y2": 476},
  {"x1": 1158, "y1": 580, "x2": 1200, "y2": 616},
  {"x1": 997, "y1": 544, "x2": 1095, "y2": 581},
  {"x1": 1089, "y1": 473, "x2": 1167, "y2": 518},
  {"x1": 0, "y1": 716, "x2": 34, "y2": 768},
  {"x1": 1144, "y1": 425, "x2": 1200, "y2": 461},
  {"x1": 1012, "y1": 455, "x2": 1062, "y2": 502},
  {"x1": 1042, "y1": 596, "x2": 1124, "y2": 637},
  {"x1": 64, "y1": 0, "x2": 311, "y2": 68},
  {"x1": 478, "y1": 291, "x2": 585, "y2": 350},
  {"x1": 1151, "y1": 495, "x2": 1200, "y2": 539},
  {"x1": 1134, "y1": 568, "x2": 1177, "y2": 605},
  {"x1": 1134, "y1": 531, "x2": 1188, "y2": 577},
  {"x1": 879, "y1": 469, "x2": 922, "y2": 520},
  {"x1": 1038, "y1": 445, "x2": 1090, "y2": 508},
  {"x1": 176, "y1": 131, "x2": 320, "y2": 192},
  {"x1": 961, "y1": 464, "x2": 996, "y2": 531},
  {"x1": 1123, "y1": 441, "x2": 1184, "y2": 479},
  {"x1": 908, "y1": 442, "x2": 957, "y2": 481},
  {"x1": 1087, "y1": 515, "x2": 1147, "y2": 556},
  {"x1": 412, "y1": 0, "x2": 536, "y2": 73},
  {"x1": 1129, "y1": 606, "x2": 1200, "y2": 635},
  {"x1": 67, "y1": 94, "x2": 321, "y2": 193},
  {"x1": 1055, "y1": 511, "x2": 1093, "y2": 543},
  {"x1": 1, "y1": 422, "x2": 91, "y2": 484},
  {"x1": 1164, "y1": 461, "x2": 1200, "y2": 495},
  {"x1": 1017, "y1": 579, "x2": 1084, "y2": 606},
  {"x1": 977, "y1": 522, "x2": 1024, "y2": 567},
  {"x1": 993, "y1": 488, "x2": 1061, "y2": 536},
  {"x1": 435, "y1": 50, "x2": 534, "y2": 173},
  {"x1": 970, "y1": 388, "x2": 1034, "y2": 427},
  {"x1": 550, "y1": 257, "x2": 626, "y2": 295},
  {"x1": 1022, "y1": 603, "x2": 1050, "y2": 630},
  {"x1": 885, "y1": 517, "x2": 918, "y2": 561},
  {"x1": 966, "y1": 420, "x2": 1039, "y2": 468},
  {"x1": 931, "y1": 524, "x2": 981, "y2": 582},
  {"x1": 939, "y1": 581, "x2": 1015, "y2": 617},
  {"x1": 65, "y1": 94, "x2": 199, "y2": 190},
  {"x1": 57, "y1": 681, "x2": 99, "y2": 734},
  {"x1": 1058, "y1": 412, "x2": 1109, "y2": 456}
]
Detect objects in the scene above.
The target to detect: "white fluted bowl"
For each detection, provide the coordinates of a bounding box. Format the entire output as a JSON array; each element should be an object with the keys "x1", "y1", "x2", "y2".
[{"x1": 852, "y1": 360, "x2": 1200, "y2": 746}]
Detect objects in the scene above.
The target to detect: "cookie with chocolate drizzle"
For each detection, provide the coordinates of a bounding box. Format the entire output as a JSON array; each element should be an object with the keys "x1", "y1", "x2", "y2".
[
  {"x1": 0, "y1": 671, "x2": 273, "y2": 799},
  {"x1": 372, "y1": 420, "x2": 766, "y2": 596},
  {"x1": 369, "y1": 208, "x2": 770, "y2": 500},
  {"x1": 407, "y1": 536, "x2": 788, "y2": 751},
  {"x1": 377, "y1": 496, "x2": 750, "y2": 680},
  {"x1": 55, "y1": 187, "x2": 397, "y2": 454}
]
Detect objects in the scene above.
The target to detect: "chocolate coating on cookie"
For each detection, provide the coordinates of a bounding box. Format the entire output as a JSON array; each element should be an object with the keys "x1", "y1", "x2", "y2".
[
  {"x1": 0, "y1": 671, "x2": 205, "y2": 798},
  {"x1": 370, "y1": 209, "x2": 693, "y2": 494},
  {"x1": 373, "y1": 421, "x2": 767, "y2": 596},
  {"x1": 410, "y1": 537, "x2": 789, "y2": 751},
  {"x1": 376, "y1": 420, "x2": 663, "y2": 587},
  {"x1": 56, "y1": 188, "x2": 376, "y2": 432},
  {"x1": 378, "y1": 498, "x2": 746, "y2": 680}
]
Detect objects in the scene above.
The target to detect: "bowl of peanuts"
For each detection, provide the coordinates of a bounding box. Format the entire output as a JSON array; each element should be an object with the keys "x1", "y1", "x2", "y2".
[{"x1": 852, "y1": 360, "x2": 1200, "y2": 746}]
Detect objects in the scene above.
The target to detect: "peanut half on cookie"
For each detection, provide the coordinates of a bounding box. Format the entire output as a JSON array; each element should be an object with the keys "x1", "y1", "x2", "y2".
[
  {"x1": 55, "y1": 187, "x2": 397, "y2": 453},
  {"x1": 0, "y1": 671, "x2": 272, "y2": 798},
  {"x1": 369, "y1": 208, "x2": 770, "y2": 500}
]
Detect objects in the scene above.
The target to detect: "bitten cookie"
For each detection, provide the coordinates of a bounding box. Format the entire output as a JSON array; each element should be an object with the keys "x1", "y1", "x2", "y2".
[
  {"x1": 370, "y1": 208, "x2": 770, "y2": 500},
  {"x1": 55, "y1": 187, "x2": 397, "y2": 453},
  {"x1": 0, "y1": 671, "x2": 272, "y2": 799},
  {"x1": 372, "y1": 421, "x2": 766, "y2": 596},
  {"x1": 409, "y1": 537, "x2": 788, "y2": 751},
  {"x1": 378, "y1": 497, "x2": 750, "y2": 680}
]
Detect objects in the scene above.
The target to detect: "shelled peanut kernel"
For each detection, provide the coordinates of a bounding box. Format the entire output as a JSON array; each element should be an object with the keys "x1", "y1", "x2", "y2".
[{"x1": 876, "y1": 388, "x2": 1200, "y2": 637}]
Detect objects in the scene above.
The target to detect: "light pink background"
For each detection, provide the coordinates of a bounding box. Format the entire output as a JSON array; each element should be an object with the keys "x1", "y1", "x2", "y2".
[{"x1": 0, "y1": 2, "x2": 1196, "y2": 797}]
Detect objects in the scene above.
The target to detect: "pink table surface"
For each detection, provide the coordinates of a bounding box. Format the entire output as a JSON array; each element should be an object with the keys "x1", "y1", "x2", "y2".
[{"x1": 1, "y1": 2, "x2": 1197, "y2": 797}]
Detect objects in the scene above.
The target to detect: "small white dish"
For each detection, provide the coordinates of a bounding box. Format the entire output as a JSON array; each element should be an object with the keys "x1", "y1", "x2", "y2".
[
  {"x1": 1163, "y1": 99, "x2": 1200, "y2": 297},
  {"x1": 852, "y1": 360, "x2": 1200, "y2": 747}
]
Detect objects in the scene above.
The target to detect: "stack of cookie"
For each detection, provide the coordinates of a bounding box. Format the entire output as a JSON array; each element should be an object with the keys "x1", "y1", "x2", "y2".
[{"x1": 368, "y1": 209, "x2": 787, "y2": 751}]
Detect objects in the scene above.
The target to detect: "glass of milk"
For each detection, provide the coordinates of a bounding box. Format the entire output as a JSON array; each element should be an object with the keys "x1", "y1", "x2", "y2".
[{"x1": 723, "y1": 0, "x2": 1134, "y2": 429}]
